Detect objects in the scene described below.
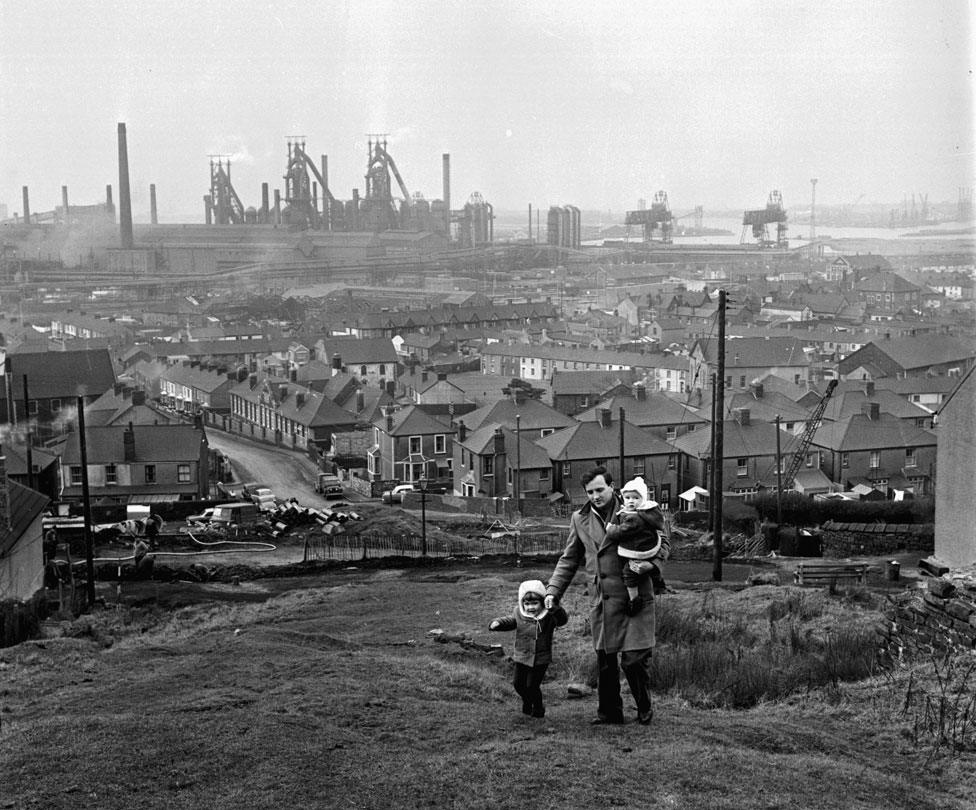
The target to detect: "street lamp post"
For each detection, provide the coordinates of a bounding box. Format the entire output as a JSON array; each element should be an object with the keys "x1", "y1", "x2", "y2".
[{"x1": 419, "y1": 477, "x2": 428, "y2": 557}]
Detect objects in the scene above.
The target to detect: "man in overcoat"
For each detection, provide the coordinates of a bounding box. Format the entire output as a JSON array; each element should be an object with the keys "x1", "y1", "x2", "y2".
[{"x1": 544, "y1": 466, "x2": 670, "y2": 725}]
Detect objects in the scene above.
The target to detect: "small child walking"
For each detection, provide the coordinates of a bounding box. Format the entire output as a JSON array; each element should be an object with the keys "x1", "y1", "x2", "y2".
[
  {"x1": 489, "y1": 579, "x2": 568, "y2": 718},
  {"x1": 605, "y1": 477, "x2": 669, "y2": 616}
]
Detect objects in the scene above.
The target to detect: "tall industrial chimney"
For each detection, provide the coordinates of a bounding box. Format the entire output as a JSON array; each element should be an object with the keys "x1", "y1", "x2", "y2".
[
  {"x1": 273, "y1": 189, "x2": 281, "y2": 225},
  {"x1": 261, "y1": 182, "x2": 269, "y2": 221},
  {"x1": 528, "y1": 204, "x2": 533, "y2": 242},
  {"x1": 21, "y1": 186, "x2": 30, "y2": 224},
  {"x1": 204, "y1": 195, "x2": 213, "y2": 225},
  {"x1": 62, "y1": 185, "x2": 69, "y2": 224},
  {"x1": 442, "y1": 153, "x2": 451, "y2": 237},
  {"x1": 149, "y1": 183, "x2": 158, "y2": 224},
  {"x1": 117, "y1": 122, "x2": 134, "y2": 248},
  {"x1": 321, "y1": 155, "x2": 330, "y2": 228},
  {"x1": 105, "y1": 184, "x2": 114, "y2": 220}
]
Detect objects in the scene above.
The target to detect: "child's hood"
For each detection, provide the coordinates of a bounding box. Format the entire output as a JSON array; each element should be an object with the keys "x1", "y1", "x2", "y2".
[
  {"x1": 517, "y1": 579, "x2": 548, "y2": 620},
  {"x1": 621, "y1": 477, "x2": 658, "y2": 510}
]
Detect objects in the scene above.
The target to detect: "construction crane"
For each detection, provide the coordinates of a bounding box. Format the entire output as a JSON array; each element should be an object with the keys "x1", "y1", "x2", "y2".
[{"x1": 781, "y1": 379, "x2": 838, "y2": 491}]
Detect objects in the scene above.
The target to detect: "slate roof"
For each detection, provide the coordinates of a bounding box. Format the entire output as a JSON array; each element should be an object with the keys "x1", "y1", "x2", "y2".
[
  {"x1": 697, "y1": 336, "x2": 811, "y2": 369},
  {"x1": 458, "y1": 424, "x2": 551, "y2": 469},
  {"x1": 374, "y1": 405, "x2": 454, "y2": 437},
  {"x1": 0, "y1": 478, "x2": 50, "y2": 558},
  {"x1": 461, "y1": 397, "x2": 576, "y2": 433},
  {"x1": 671, "y1": 419, "x2": 784, "y2": 459},
  {"x1": 723, "y1": 391, "x2": 812, "y2": 424},
  {"x1": 811, "y1": 413, "x2": 937, "y2": 452},
  {"x1": 854, "y1": 271, "x2": 924, "y2": 293},
  {"x1": 537, "y1": 419, "x2": 673, "y2": 461},
  {"x1": 59, "y1": 423, "x2": 207, "y2": 464},
  {"x1": 318, "y1": 336, "x2": 399, "y2": 366},
  {"x1": 575, "y1": 391, "x2": 708, "y2": 429},
  {"x1": 821, "y1": 390, "x2": 931, "y2": 421},
  {"x1": 2, "y1": 348, "x2": 116, "y2": 399},
  {"x1": 549, "y1": 369, "x2": 638, "y2": 395},
  {"x1": 864, "y1": 336, "x2": 976, "y2": 371},
  {"x1": 230, "y1": 373, "x2": 359, "y2": 428}
]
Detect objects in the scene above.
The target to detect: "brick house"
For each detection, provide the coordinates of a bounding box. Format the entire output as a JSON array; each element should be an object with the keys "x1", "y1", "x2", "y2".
[
  {"x1": 367, "y1": 405, "x2": 455, "y2": 486},
  {"x1": 452, "y1": 422, "x2": 552, "y2": 499}
]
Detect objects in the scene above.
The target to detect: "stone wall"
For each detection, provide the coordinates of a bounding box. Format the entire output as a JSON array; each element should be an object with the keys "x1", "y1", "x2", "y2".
[
  {"x1": 821, "y1": 521, "x2": 933, "y2": 558},
  {"x1": 877, "y1": 578, "x2": 976, "y2": 659}
]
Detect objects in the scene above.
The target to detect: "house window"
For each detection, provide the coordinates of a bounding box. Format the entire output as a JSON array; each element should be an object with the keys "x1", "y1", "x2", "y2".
[
  {"x1": 805, "y1": 452, "x2": 817, "y2": 468},
  {"x1": 507, "y1": 468, "x2": 512, "y2": 484},
  {"x1": 539, "y1": 468, "x2": 550, "y2": 481},
  {"x1": 736, "y1": 458, "x2": 748, "y2": 477},
  {"x1": 178, "y1": 464, "x2": 191, "y2": 483},
  {"x1": 70, "y1": 465, "x2": 83, "y2": 486},
  {"x1": 631, "y1": 459, "x2": 645, "y2": 477},
  {"x1": 409, "y1": 436, "x2": 422, "y2": 454},
  {"x1": 647, "y1": 486, "x2": 656, "y2": 502},
  {"x1": 360, "y1": 365, "x2": 368, "y2": 377},
  {"x1": 785, "y1": 422, "x2": 795, "y2": 431},
  {"x1": 379, "y1": 364, "x2": 386, "y2": 375},
  {"x1": 666, "y1": 426, "x2": 677, "y2": 440},
  {"x1": 725, "y1": 376, "x2": 732, "y2": 389},
  {"x1": 841, "y1": 452, "x2": 850, "y2": 468},
  {"x1": 483, "y1": 456, "x2": 494, "y2": 475},
  {"x1": 540, "y1": 428, "x2": 554, "y2": 437},
  {"x1": 687, "y1": 424, "x2": 696, "y2": 432},
  {"x1": 794, "y1": 374, "x2": 801, "y2": 385},
  {"x1": 434, "y1": 434, "x2": 446, "y2": 454},
  {"x1": 105, "y1": 464, "x2": 117, "y2": 485},
  {"x1": 51, "y1": 399, "x2": 61, "y2": 412},
  {"x1": 29, "y1": 401, "x2": 38, "y2": 415},
  {"x1": 667, "y1": 455, "x2": 676, "y2": 471},
  {"x1": 144, "y1": 465, "x2": 156, "y2": 484},
  {"x1": 869, "y1": 451, "x2": 880, "y2": 470},
  {"x1": 367, "y1": 453, "x2": 376, "y2": 475},
  {"x1": 905, "y1": 448, "x2": 916, "y2": 467},
  {"x1": 562, "y1": 462, "x2": 571, "y2": 477},
  {"x1": 739, "y1": 375, "x2": 746, "y2": 388}
]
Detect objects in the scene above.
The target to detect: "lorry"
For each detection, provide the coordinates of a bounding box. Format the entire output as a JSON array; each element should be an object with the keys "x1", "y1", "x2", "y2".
[{"x1": 315, "y1": 473, "x2": 344, "y2": 499}]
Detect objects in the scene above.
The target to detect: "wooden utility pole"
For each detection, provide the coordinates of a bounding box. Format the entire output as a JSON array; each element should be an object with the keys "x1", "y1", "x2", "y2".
[
  {"x1": 77, "y1": 396, "x2": 96, "y2": 609},
  {"x1": 22, "y1": 375, "x2": 33, "y2": 491},
  {"x1": 775, "y1": 414, "x2": 783, "y2": 525},
  {"x1": 711, "y1": 289, "x2": 726, "y2": 582},
  {"x1": 618, "y1": 407, "x2": 626, "y2": 485}
]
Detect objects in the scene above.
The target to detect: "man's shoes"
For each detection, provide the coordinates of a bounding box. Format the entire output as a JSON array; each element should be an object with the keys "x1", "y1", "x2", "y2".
[
  {"x1": 637, "y1": 708, "x2": 654, "y2": 725},
  {"x1": 532, "y1": 703, "x2": 546, "y2": 718},
  {"x1": 626, "y1": 596, "x2": 645, "y2": 617},
  {"x1": 590, "y1": 713, "x2": 625, "y2": 726},
  {"x1": 521, "y1": 700, "x2": 533, "y2": 716}
]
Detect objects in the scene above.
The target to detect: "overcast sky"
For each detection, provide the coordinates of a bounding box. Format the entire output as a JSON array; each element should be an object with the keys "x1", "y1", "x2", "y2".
[{"x1": 1, "y1": 0, "x2": 972, "y2": 222}]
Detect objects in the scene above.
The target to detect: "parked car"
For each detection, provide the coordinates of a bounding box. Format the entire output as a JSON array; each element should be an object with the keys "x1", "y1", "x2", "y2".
[
  {"x1": 250, "y1": 487, "x2": 277, "y2": 511},
  {"x1": 381, "y1": 483, "x2": 418, "y2": 504},
  {"x1": 185, "y1": 507, "x2": 216, "y2": 527}
]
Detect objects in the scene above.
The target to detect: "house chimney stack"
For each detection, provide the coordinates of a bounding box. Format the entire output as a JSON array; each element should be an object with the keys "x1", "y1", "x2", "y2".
[
  {"x1": 598, "y1": 408, "x2": 613, "y2": 429},
  {"x1": 862, "y1": 402, "x2": 880, "y2": 421},
  {"x1": 356, "y1": 390, "x2": 365, "y2": 412},
  {"x1": 752, "y1": 383, "x2": 764, "y2": 399},
  {"x1": 865, "y1": 380, "x2": 875, "y2": 397},
  {"x1": 493, "y1": 426, "x2": 505, "y2": 456},
  {"x1": 633, "y1": 383, "x2": 647, "y2": 401},
  {"x1": 457, "y1": 420, "x2": 467, "y2": 443},
  {"x1": 734, "y1": 408, "x2": 751, "y2": 426},
  {"x1": 123, "y1": 422, "x2": 136, "y2": 462}
]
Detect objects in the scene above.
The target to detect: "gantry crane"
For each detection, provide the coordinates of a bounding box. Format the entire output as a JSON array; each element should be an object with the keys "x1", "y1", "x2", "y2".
[
  {"x1": 781, "y1": 379, "x2": 838, "y2": 491},
  {"x1": 625, "y1": 190, "x2": 673, "y2": 244},
  {"x1": 741, "y1": 190, "x2": 788, "y2": 248}
]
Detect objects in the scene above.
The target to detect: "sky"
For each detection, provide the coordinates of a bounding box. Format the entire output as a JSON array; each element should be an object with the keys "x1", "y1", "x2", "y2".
[{"x1": 1, "y1": 0, "x2": 973, "y2": 222}]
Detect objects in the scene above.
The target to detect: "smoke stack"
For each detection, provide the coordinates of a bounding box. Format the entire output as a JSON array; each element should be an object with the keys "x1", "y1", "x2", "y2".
[
  {"x1": 274, "y1": 189, "x2": 281, "y2": 225},
  {"x1": 61, "y1": 185, "x2": 69, "y2": 224},
  {"x1": 117, "y1": 122, "x2": 134, "y2": 248},
  {"x1": 442, "y1": 153, "x2": 451, "y2": 234},
  {"x1": 261, "y1": 183, "x2": 269, "y2": 220},
  {"x1": 150, "y1": 183, "x2": 158, "y2": 224},
  {"x1": 21, "y1": 186, "x2": 30, "y2": 224},
  {"x1": 528, "y1": 203, "x2": 532, "y2": 241},
  {"x1": 105, "y1": 184, "x2": 114, "y2": 217}
]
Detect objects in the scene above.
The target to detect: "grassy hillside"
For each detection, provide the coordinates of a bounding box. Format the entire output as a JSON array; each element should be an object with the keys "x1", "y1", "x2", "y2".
[{"x1": 1, "y1": 559, "x2": 973, "y2": 809}]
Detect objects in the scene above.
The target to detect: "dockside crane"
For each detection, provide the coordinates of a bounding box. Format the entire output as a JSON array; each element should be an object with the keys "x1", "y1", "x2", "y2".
[{"x1": 780, "y1": 379, "x2": 838, "y2": 491}]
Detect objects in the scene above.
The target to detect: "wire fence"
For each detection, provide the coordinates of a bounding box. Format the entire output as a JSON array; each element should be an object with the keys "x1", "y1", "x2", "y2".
[{"x1": 304, "y1": 532, "x2": 568, "y2": 562}]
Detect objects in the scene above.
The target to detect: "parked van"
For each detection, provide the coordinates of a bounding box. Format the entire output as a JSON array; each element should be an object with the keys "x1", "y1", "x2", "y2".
[{"x1": 209, "y1": 502, "x2": 263, "y2": 529}]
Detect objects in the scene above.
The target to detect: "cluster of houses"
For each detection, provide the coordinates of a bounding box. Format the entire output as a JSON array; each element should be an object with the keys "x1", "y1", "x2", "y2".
[{"x1": 1, "y1": 253, "x2": 974, "y2": 601}]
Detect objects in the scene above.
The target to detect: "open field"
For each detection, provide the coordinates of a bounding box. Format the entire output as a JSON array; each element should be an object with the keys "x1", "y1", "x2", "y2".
[{"x1": 2, "y1": 556, "x2": 974, "y2": 809}]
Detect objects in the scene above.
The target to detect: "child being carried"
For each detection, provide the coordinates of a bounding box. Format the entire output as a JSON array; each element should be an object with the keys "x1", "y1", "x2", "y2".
[{"x1": 605, "y1": 477, "x2": 668, "y2": 616}]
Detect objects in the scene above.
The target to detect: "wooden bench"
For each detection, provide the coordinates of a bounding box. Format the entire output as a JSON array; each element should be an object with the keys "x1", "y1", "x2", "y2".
[{"x1": 793, "y1": 561, "x2": 869, "y2": 587}]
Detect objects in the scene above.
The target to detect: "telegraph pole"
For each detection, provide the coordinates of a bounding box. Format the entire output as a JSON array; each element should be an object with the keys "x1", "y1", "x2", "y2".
[
  {"x1": 711, "y1": 290, "x2": 726, "y2": 582},
  {"x1": 618, "y1": 407, "x2": 626, "y2": 485},
  {"x1": 77, "y1": 396, "x2": 96, "y2": 609},
  {"x1": 775, "y1": 414, "x2": 783, "y2": 525}
]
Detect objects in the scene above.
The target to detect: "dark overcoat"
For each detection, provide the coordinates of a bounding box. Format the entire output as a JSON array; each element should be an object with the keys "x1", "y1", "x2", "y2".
[{"x1": 546, "y1": 496, "x2": 670, "y2": 653}]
